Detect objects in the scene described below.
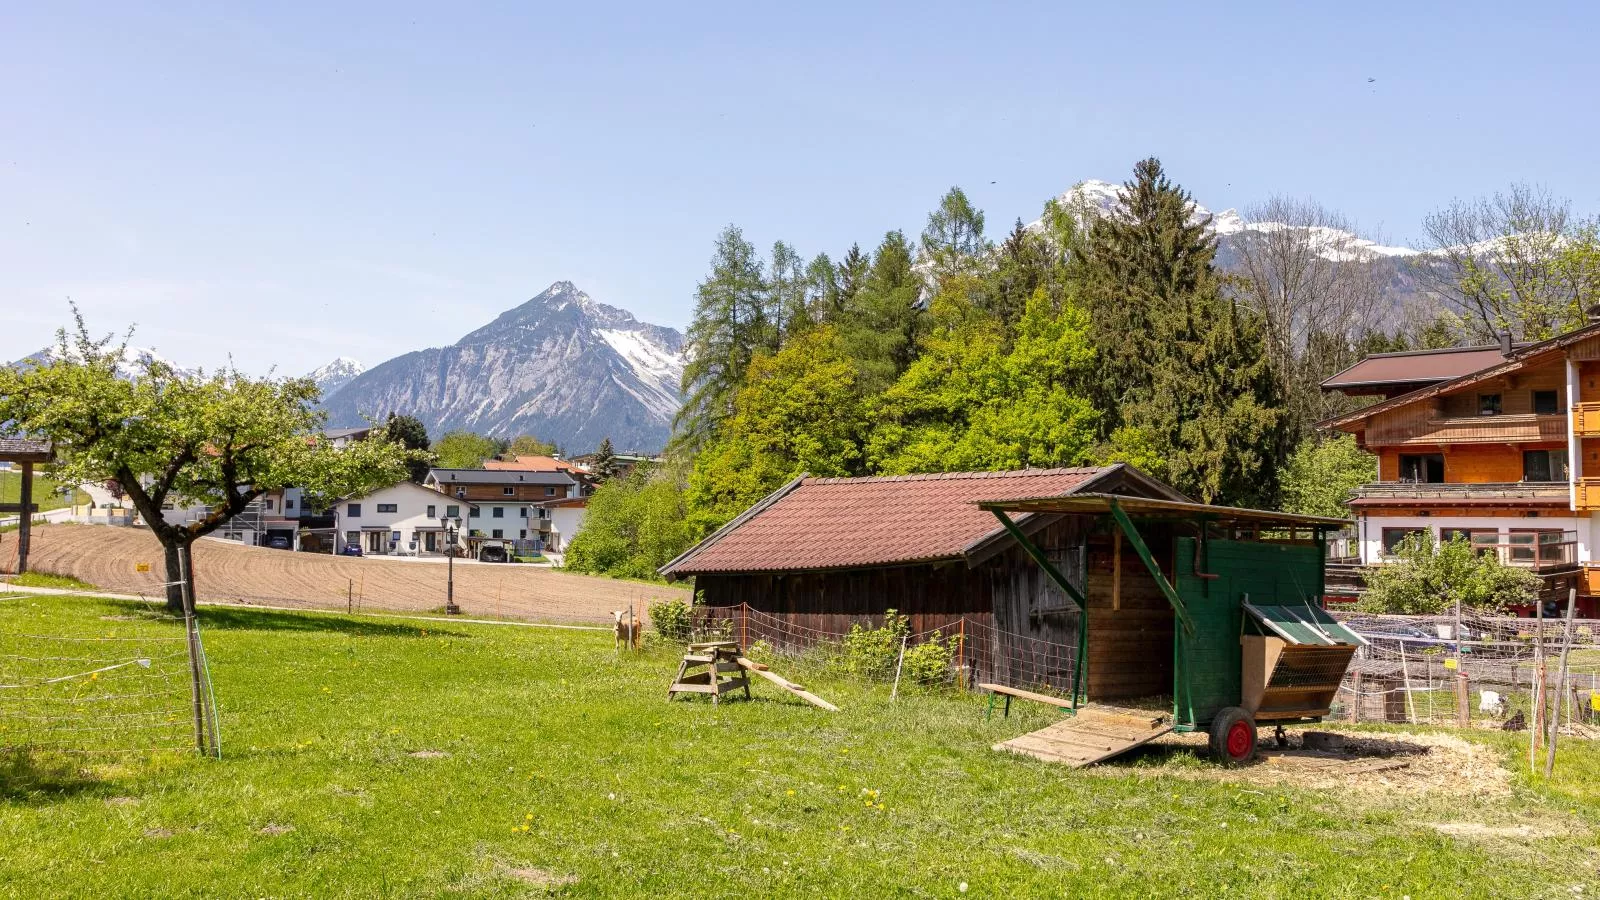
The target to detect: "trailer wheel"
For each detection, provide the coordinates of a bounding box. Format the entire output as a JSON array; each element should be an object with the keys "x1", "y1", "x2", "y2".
[{"x1": 1208, "y1": 707, "x2": 1256, "y2": 766}]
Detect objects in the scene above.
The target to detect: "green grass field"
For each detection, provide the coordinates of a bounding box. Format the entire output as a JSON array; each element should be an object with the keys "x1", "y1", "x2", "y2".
[
  {"x1": 0, "y1": 470, "x2": 89, "y2": 512},
  {"x1": 3, "y1": 594, "x2": 1598, "y2": 897}
]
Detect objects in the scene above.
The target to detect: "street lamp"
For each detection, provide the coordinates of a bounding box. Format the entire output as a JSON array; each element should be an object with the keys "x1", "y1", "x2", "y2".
[{"x1": 440, "y1": 515, "x2": 462, "y2": 615}]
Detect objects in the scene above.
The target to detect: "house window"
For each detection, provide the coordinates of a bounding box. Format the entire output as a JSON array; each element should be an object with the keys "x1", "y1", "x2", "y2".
[
  {"x1": 1478, "y1": 393, "x2": 1501, "y2": 415},
  {"x1": 390, "y1": 530, "x2": 401, "y2": 543},
  {"x1": 519, "y1": 507, "x2": 528, "y2": 519},
  {"x1": 1381, "y1": 527, "x2": 1427, "y2": 556},
  {"x1": 1398, "y1": 453, "x2": 1445, "y2": 484},
  {"x1": 427, "y1": 505, "x2": 436, "y2": 519},
  {"x1": 286, "y1": 498, "x2": 295, "y2": 509},
  {"x1": 1534, "y1": 390, "x2": 1559, "y2": 415},
  {"x1": 264, "y1": 498, "x2": 274, "y2": 511},
  {"x1": 1508, "y1": 529, "x2": 1567, "y2": 565},
  {"x1": 503, "y1": 487, "x2": 515, "y2": 496},
  {"x1": 446, "y1": 505, "x2": 459, "y2": 518},
  {"x1": 347, "y1": 503, "x2": 361, "y2": 517},
  {"x1": 1442, "y1": 529, "x2": 1501, "y2": 555},
  {"x1": 376, "y1": 503, "x2": 398, "y2": 514},
  {"x1": 545, "y1": 487, "x2": 556, "y2": 496},
  {"x1": 493, "y1": 507, "x2": 505, "y2": 518},
  {"x1": 520, "y1": 529, "x2": 527, "y2": 539},
  {"x1": 1523, "y1": 449, "x2": 1568, "y2": 482},
  {"x1": 492, "y1": 529, "x2": 504, "y2": 538},
  {"x1": 469, "y1": 506, "x2": 481, "y2": 518},
  {"x1": 345, "y1": 530, "x2": 359, "y2": 545}
]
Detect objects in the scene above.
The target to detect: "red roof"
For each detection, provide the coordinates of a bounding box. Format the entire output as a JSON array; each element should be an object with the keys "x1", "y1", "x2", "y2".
[
  {"x1": 484, "y1": 455, "x2": 573, "y2": 472},
  {"x1": 661, "y1": 465, "x2": 1181, "y2": 577}
]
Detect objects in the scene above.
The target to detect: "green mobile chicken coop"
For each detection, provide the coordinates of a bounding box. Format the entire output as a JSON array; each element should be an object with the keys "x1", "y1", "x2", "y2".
[{"x1": 976, "y1": 494, "x2": 1365, "y2": 766}]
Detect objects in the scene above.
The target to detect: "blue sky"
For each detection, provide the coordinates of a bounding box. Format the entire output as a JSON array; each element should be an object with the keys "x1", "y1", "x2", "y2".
[{"x1": 3, "y1": 1, "x2": 1597, "y2": 374}]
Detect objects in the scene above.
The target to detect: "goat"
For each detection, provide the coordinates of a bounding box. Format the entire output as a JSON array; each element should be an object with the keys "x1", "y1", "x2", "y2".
[{"x1": 612, "y1": 609, "x2": 642, "y2": 651}]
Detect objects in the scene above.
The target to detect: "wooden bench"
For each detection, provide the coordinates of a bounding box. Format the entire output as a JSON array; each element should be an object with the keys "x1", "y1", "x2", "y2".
[{"x1": 979, "y1": 682, "x2": 1075, "y2": 718}]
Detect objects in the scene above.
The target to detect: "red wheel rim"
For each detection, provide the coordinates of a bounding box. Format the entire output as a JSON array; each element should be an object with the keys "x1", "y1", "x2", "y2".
[{"x1": 1226, "y1": 721, "x2": 1253, "y2": 759}]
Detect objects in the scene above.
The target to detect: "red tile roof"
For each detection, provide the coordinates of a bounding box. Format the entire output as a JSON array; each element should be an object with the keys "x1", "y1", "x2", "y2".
[
  {"x1": 662, "y1": 465, "x2": 1177, "y2": 577},
  {"x1": 484, "y1": 455, "x2": 573, "y2": 472}
]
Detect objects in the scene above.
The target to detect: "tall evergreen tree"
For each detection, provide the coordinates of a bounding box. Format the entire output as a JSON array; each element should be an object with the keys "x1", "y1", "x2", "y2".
[
  {"x1": 920, "y1": 186, "x2": 991, "y2": 283},
  {"x1": 840, "y1": 230, "x2": 925, "y2": 391},
  {"x1": 591, "y1": 437, "x2": 619, "y2": 481},
  {"x1": 673, "y1": 225, "x2": 770, "y2": 453},
  {"x1": 1075, "y1": 158, "x2": 1287, "y2": 506},
  {"x1": 836, "y1": 243, "x2": 870, "y2": 310},
  {"x1": 805, "y1": 252, "x2": 841, "y2": 324},
  {"x1": 768, "y1": 240, "x2": 810, "y2": 343},
  {"x1": 384, "y1": 412, "x2": 433, "y2": 482}
]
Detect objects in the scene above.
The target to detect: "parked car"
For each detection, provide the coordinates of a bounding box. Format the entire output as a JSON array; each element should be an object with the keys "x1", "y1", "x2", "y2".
[
  {"x1": 265, "y1": 535, "x2": 292, "y2": 550},
  {"x1": 477, "y1": 544, "x2": 508, "y2": 563},
  {"x1": 339, "y1": 543, "x2": 363, "y2": 557}
]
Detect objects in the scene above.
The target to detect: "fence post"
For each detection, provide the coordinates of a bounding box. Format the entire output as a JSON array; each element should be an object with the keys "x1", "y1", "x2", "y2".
[
  {"x1": 890, "y1": 635, "x2": 908, "y2": 701},
  {"x1": 740, "y1": 602, "x2": 749, "y2": 650},
  {"x1": 1349, "y1": 671, "x2": 1362, "y2": 723},
  {"x1": 347, "y1": 578, "x2": 353, "y2": 614},
  {"x1": 1545, "y1": 588, "x2": 1578, "y2": 778},
  {"x1": 1532, "y1": 599, "x2": 1545, "y2": 772},
  {"x1": 1455, "y1": 671, "x2": 1470, "y2": 729}
]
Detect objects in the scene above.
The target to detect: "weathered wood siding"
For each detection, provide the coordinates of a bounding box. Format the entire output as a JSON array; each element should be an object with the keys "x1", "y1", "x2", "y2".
[{"x1": 1082, "y1": 528, "x2": 1176, "y2": 700}]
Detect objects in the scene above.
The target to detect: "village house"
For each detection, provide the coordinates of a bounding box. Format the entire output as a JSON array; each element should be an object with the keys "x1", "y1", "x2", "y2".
[
  {"x1": 422, "y1": 467, "x2": 578, "y2": 552},
  {"x1": 330, "y1": 480, "x2": 456, "y2": 555},
  {"x1": 535, "y1": 495, "x2": 589, "y2": 552},
  {"x1": 1320, "y1": 324, "x2": 1600, "y2": 614}
]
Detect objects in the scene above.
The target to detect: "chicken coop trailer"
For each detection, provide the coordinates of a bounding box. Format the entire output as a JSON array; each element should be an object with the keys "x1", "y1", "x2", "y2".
[{"x1": 976, "y1": 494, "x2": 1364, "y2": 766}]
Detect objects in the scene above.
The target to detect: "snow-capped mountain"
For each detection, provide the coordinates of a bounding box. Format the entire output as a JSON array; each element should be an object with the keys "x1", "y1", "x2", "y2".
[
  {"x1": 306, "y1": 356, "x2": 365, "y2": 399},
  {"x1": 10, "y1": 344, "x2": 199, "y2": 379},
  {"x1": 318, "y1": 281, "x2": 684, "y2": 453},
  {"x1": 1037, "y1": 179, "x2": 1420, "y2": 262}
]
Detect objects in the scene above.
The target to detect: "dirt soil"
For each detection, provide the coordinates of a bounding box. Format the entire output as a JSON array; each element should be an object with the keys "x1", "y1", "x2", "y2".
[
  {"x1": 7, "y1": 524, "x2": 686, "y2": 624},
  {"x1": 1125, "y1": 727, "x2": 1514, "y2": 797}
]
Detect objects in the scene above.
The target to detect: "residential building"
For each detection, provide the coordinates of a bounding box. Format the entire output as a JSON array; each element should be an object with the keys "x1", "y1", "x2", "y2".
[
  {"x1": 422, "y1": 468, "x2": 578, "y2": 549},
  {"x1": 332, "y1": 481, "x2": 454, "y2": 556},
  {"x1": 323, "y1": 426, "x2": 372, "y2": 449},
  {"x1": 1321, "y1": 326, "x2": 1600, "y2": 613},
  {"x1": 537, "y1": 496, "x2": 589, "y2": 552},
  {"x1": 565, "y1": 451, "x2": 661, "y2": 481}
]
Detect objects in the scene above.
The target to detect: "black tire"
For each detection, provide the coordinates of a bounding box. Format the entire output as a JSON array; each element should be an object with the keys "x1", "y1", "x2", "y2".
[{"x1": 1208, "y1": 706, "x2": 1257, "y2": 767}]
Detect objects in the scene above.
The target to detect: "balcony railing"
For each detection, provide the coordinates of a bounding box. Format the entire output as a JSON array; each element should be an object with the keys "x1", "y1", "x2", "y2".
[
  {"x1": 1350, "y1": 481, "x2": 1569, "y2": 502},
  {"x1": 1574, "y1": 402, "x2": 1600, "y2": 435}
]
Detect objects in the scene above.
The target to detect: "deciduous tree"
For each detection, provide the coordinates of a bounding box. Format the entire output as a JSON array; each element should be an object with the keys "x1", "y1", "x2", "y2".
[
  {"x1": 433, "y1": 431, "x2": 503, "y2": 469},
  {"x1": 0, "y1": 313, "x2": 411, "y2": 613}
]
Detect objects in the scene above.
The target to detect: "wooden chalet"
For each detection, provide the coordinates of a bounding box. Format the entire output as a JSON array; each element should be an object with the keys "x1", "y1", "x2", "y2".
[{"x1": 1322, "y1": 320, "x2": 1600, "y2": 615}]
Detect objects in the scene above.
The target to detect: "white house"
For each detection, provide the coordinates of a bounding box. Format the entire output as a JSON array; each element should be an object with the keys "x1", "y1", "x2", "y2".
[
  {"x1": 334, "y1": 481, "x2": 455, "y2": 556},
  {"x1": 538, "y1": 496, "x2": 589, "y2": 552}
]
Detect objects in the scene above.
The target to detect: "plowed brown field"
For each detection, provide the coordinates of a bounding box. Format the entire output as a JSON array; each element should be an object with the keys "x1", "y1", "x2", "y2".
[{"x1": 6, "y1": 524, "x2": 687, "y2": 624}]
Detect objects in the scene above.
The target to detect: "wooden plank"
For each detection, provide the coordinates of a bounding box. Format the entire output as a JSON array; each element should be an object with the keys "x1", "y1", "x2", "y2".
[
  {"x1": 977, "y1": 683, "x2": 1074, "y2": 709},
  {"x1": 737, "y1": 658, "x2": 838, "y2": 711}
]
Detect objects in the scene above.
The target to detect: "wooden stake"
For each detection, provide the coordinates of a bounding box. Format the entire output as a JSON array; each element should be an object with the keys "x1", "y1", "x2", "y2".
[
  {"x1": 1531, "y1": 598, "x2": 1544, "y2": 772},
  {"x1": 1455, "y1": 671, "x2": 1470, "y2": 729},
  {"x1": 890, "y1": 635, "x2": 908, "y2": 701},
  {"x1": 1545, "y1": 588, "x2": 1578, "y2": 778},
  {"x1": 16, "y1": 461, "x2": 32, "y2": 574}
]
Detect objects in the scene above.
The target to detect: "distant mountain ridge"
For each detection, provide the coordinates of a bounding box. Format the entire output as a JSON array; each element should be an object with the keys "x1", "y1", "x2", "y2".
[
  {"x1": 308, "y1": 357, "x2": 365, "y2": 399},
  {"x1": 318, "y1": 281, "x2": 684, "y2": 453}
]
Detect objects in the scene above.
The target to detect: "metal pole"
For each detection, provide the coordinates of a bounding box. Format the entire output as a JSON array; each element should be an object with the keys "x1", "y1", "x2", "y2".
[{"x1": 1545, "y1": 588, "x2": 1578, "y2": 777}]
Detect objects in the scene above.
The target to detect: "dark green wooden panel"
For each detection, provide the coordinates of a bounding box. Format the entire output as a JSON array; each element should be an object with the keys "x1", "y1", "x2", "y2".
[{"x1": 1174, "y1": 537, "x2": 1325, "y2": 728}]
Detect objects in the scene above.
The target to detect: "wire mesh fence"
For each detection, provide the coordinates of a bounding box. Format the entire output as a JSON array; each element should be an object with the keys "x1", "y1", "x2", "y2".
[
  {"x1": 1331, "y1": 613, "x2": 1600, "y2": 736},
  {"x1": 0, "y1": 607, "x2": 202, "y2": 754},
  {"x1": 689, "y1": 604, "x2": 1085, "y2": 698}
]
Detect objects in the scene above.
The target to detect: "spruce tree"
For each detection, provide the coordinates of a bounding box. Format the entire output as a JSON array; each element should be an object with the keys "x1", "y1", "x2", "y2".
[
  {"x1": 1076, "y1": 158, "x2": 1287, "y2": 506},
  {"x1": 836, "y1": 243, "x2": 870, "y2": 309},
  {"x1": 591, "y1": 437, "x2": 619, "y2": 481},
  {"x1": 840, "y1": 231, "x2": 925, "y2": 392},
  {"x1": 673, "y1": 225, "x2": 770, "y2": 453},
  {"x1": 767, "y1": 240, "x2": 810, "y2": 343}
]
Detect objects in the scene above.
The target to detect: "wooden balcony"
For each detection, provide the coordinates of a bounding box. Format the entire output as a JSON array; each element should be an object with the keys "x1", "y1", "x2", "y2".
[
  {"x1": 1350, "y1": 481, "x2": 1569, "y2": 502},
  {"x1": 1576, "y1": 478, "x2": 1600, "y2": 511},
  {"x1": 1575, "y1": 402, "x2": 1600, "y2": 436}
]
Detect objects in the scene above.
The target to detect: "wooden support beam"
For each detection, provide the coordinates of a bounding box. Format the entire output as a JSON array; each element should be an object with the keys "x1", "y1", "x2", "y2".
[
  {"x1": 1112, "y1": 530, "x2": 1122, "y2": 611},
  {"x1": 1106, "y1": 498, "x2": 1194, "y2": 634},
  {"x1": 17, "y1": 462, "x2": 32, "y2": 574}
]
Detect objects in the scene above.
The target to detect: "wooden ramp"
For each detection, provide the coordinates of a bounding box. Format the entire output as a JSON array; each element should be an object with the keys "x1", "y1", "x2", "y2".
[{"x1": 994, "y1": 705, "x2": 1172, "y2": 768}]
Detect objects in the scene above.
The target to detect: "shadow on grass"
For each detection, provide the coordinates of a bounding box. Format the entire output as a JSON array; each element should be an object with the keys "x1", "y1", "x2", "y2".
[
  {"x1": 195, "y1": 606, "x2": 470, "y2": 639},
  {"x1": 0, "y1": 750, "x2": 105, "y2": 804}
]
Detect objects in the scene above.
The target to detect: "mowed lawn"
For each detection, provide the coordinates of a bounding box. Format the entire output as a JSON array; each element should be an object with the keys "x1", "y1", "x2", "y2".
[
  {"x1": 3, "y1": 595, "x2": 1599, "y2": 897},
  {"x1": 0, "y1": 471, "x2": 88, "y2": 512}
]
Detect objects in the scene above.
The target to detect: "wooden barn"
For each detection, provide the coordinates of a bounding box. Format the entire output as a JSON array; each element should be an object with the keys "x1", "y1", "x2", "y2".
[{"x1": 660, "y1": 465, "x2": 1205, "y2": 701}]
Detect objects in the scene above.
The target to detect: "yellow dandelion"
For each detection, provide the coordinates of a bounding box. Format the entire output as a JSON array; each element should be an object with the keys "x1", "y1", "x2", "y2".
[
  {"x1": 525, "y1": 814, "x2": 533, "y2": 820},
  {"x1": 785, "y1": 789, "x2": 796, "y2": 797},
  {"x1": 876, "y1": 803, "x2": 885, "y2": 810}
]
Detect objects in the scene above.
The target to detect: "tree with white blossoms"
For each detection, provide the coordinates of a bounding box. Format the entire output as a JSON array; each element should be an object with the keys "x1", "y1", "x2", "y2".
[{"x1": 0, "y1": 310, "x2": 414, "y2": 613}]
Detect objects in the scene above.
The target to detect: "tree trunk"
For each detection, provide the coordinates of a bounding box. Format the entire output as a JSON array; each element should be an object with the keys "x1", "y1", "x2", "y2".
[{"x1": 161, "y1": 537, "x2": 193, "y2": 615}]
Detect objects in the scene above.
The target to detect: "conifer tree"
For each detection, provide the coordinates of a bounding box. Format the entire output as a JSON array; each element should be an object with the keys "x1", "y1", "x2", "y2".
[
  {"x1": 805, "y1": 252, "x2": 841, "y2": 323},
  {"x1": 674, "y1": 225, "x2": 770, "y2": 453},
  {"x1": 836, "y1": 243, "x2": 870, "y2": 309},
  {"x1": 1075, "y1": 158, "x2": 1287, "y2": 506},
  {"x1": 767, "y1": 240, "x2": 810, "y2": 343},
  {"x1": 920, "y1": 186, "x2": 991, "y2": 283},
  {"x1": 591, "y1": 437, "x2": 619, "y2": 481},
  {"x1": 840, "y1": 230, "x2": 925, "y2": 391}
]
